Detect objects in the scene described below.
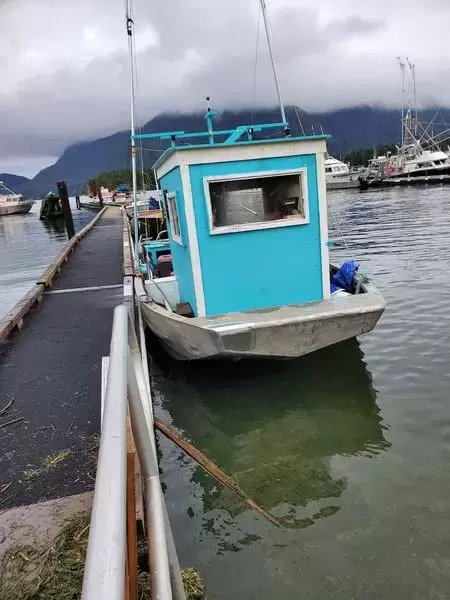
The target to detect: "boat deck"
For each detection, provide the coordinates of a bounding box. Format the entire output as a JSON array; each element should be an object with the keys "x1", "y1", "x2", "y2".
[
  {"x1": 0, "y1": 207, "x2": 123, "y2": 508},
  {"x1": 197, "y1": 289, "x2": 385, "y2": 330}
]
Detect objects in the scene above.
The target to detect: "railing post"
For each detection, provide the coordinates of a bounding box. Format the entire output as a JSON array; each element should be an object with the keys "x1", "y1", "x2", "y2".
[
  {"x1": 129, "y1": 308, "x2": 186, "y2": 599},
  {"x1": 81, "y1": 305, "x2": 128, "y2": 600},
  {"x1": 128, "y1": 354, "x2": 173, "y2": 600}
]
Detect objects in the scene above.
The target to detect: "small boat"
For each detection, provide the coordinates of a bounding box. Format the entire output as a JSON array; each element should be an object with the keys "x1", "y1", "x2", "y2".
[
  {"x1": 325, "y1": 156, "x2": 360, "y2": 190},
  {"x1": 0, "y1": 182, "x2": 34, "y2": 216},
  {"x1": 128, "y1": 1, "x2": 385, "y2": 361},
  {"x1": 132, "y1": 114, "x2": 385, "y2": 360},
  {"x1": 39, "y1": 191, "x2": 63, "y2": 220}
]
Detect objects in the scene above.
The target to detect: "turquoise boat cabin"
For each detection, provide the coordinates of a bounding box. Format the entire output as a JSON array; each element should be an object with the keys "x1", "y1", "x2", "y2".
[{"x1": 138, "y1": 113, "x2": 330, "y2": 318}]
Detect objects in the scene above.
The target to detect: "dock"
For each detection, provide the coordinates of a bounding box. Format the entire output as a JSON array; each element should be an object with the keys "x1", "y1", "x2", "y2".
[
  {"x1": 0, "y1": 206, "x2": 124, "y2": 508},
  {"x1": 0, "y1": 203, "x2": 189, "y2": 600},
  {"x1": 361, "y1": 173, "x2": 450, "y2": 189}
]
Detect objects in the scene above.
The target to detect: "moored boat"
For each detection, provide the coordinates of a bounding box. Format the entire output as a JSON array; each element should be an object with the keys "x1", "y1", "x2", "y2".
[
  {"x1": 325, "y1": 156, "x2": 360, "y2": 190},
  {"x1": 132, "y1": 114, "x2": 385, "y2": 360},
  {"x1": 127, "y1": 0, "x2": 385, "y2": 361},
  {"x1": 0, "y1": 182, "x2": 34, "y2": 216}
]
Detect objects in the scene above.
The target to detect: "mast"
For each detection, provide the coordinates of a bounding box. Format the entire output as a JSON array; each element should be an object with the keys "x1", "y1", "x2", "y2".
[
  {"x1": 396, "y1": 56, "x2": 406, "y2": 147},
  {"x1": 407, "y1": 57, "x2": 418, "y2": 138},
  {"x1": 126, "y1": 0, "x2": 139, "y2": 268},
  {"x1": 259, "y1": 0, "x2": 289, "y2": 133}
]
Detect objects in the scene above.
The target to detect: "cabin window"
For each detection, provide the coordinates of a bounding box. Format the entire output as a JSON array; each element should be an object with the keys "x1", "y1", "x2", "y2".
[
  {"x1": 205, "y1": 169, "x2": 309, "y2": 234},
  {"x1": 166, "y1": 192, "x2": 182, "y2": 244},
  {"x1": 325, "y1": 167, "x2": 332, "y2": 173}
]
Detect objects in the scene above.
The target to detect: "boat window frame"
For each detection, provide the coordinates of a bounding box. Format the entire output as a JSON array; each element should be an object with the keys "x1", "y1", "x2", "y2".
[
  {"x1": 165, "y1": 191, "x2": 183, "y2": 245},
  {"x1": 203, "y1": 168, "x2": 310, "y2": 236}
]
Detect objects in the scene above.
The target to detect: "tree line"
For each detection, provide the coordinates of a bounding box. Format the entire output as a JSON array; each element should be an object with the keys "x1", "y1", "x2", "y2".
[
  {"x1": 341, "y1": 144, "x2": 398, "y2": 167},
  {"x1": 84, "y1": 168, "x2": 156, "y2": 194}
]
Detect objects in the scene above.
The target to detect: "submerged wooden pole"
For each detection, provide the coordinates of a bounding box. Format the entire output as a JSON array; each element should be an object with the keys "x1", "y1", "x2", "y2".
[
  {"x1": 154, "y1": 417, "x2": 281, "y2": 527},
  {"x1": 57, "y1": 180, "x2": 75, "y2": 239}
]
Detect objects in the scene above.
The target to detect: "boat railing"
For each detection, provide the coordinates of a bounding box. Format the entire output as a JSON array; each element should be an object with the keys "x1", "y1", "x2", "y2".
[{"x1": 81, "y1": 304, "x2": 186, "y2": 600}]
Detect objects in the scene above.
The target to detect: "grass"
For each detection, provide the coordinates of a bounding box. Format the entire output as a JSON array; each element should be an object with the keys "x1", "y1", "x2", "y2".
[
  {"x1": 0, "y1": 515, "x2": 90, "y2": 600},
  {"x1": 0, "y1": 514, "x2": 208, "y2": 600},
  {"x1": 22, "y1": 450, "x2": 72, "y2": 481}
]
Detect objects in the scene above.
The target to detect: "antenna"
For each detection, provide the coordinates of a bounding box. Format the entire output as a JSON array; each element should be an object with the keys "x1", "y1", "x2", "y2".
[
  {"x1": 396, "y1": 56, "x2": 406, "y2": 147},
  {"x1": 259, "y1": 0, "x2": 290, "y2": 135}
]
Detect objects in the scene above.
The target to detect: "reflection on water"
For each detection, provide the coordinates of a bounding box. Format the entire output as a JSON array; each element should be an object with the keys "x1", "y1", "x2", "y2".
[
  {"x1": 151, "y1": 337, "x2": 388, "y2": 530},
  {"x1": 40, "y1": 216, "x2": 68, "y2": 236}
]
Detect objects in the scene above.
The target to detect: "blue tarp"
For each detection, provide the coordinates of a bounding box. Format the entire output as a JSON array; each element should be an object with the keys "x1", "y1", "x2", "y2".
[{"x1": 330, "y1": 260, "x2": 358, "y2": 294}]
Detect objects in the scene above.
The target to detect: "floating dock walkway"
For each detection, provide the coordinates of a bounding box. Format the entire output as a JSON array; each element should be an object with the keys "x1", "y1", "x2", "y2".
[{"x1": 0, "y1": 206, "x2": 125, "y2": 509}]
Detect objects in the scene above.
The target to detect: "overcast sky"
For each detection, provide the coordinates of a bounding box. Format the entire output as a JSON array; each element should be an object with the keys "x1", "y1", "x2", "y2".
[{"x1": 2, "y1": 0, "x2": 450, "y2": 176}]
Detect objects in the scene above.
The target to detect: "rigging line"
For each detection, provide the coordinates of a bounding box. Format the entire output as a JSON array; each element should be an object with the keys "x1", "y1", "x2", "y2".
[
  {"x1": 251, "y1": 0, "x2": 261, "y2": 126},
  {"x1": 328, "y1": 197, "x2": 354, "y2": 262}
]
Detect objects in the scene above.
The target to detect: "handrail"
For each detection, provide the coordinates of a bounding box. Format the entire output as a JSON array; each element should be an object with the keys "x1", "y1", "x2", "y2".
[
  {"x1": 81, "y1": 305, "x2": 128, "y2": 600},
  {"x1": 82, "y1": 303, "x2": 185, "y2": 600}
]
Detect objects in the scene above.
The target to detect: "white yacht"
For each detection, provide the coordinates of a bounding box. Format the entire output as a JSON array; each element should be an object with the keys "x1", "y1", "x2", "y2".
[
  {"x1": 325, "y1": 156, "x2": 359, "y2": 190},
  {"x1": 0, "y1": 182, "x2": 34, "y2": 215}
]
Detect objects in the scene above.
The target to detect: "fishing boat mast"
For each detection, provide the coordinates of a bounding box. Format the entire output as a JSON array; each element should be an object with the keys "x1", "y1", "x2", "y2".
[
  {"x1": 126, "y1": 0, "x2": 139, "y2": 268},
  {"x1": 259, "y1": 0, "x2": 289, "y2": 134},
  {"x1": 396, "y1": 56, "x2": 406, "y2": 148},
  {"x1": 407, "y1": 57, "x2": 418, "y2": 139}
]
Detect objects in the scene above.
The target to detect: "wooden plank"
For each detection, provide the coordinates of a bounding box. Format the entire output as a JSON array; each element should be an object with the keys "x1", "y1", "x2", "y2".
[
  {"x1": 0, "y1": 285, "x2": 45, "y2": 342},
  {"x1": 37, "y1": 237, "x2": 79, "y2": 287},
  {"x1": 155, "y1": 416, "x2": 281, "y2": 527}
]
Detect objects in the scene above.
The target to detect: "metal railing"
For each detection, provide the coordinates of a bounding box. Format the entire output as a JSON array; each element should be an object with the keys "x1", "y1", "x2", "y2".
[{"x1": 81, "y1": 304, "x2": 185, "y2": 600}]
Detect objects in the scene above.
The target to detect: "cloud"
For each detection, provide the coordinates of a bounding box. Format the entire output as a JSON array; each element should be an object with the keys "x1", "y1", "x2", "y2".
[{"x1": 1, "y1": 0, "x2": 450, "y2": 174}]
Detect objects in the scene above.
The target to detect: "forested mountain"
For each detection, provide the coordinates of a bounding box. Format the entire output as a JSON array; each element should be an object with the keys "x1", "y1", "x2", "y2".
[{"x1": 14, "y1": 105, "x2": 450, "y2": 197}]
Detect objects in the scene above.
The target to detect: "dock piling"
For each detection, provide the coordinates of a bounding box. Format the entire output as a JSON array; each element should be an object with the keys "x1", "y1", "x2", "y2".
[{"x1": 57, "y1": 181, "x2": 76, "y2": 239}]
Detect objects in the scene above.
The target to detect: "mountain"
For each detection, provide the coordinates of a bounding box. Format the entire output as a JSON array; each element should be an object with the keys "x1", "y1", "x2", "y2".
[
  {"x1": 0, "y1": 173, "x2": 30, "y2": 191},
  {"x1": 17, "y1": 105, "x2": 450, "y2": 197}
]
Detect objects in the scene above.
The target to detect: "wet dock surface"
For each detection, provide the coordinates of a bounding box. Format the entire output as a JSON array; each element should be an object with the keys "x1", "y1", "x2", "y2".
[{"x1": 0, "y1": 208, "x2": 123, "y2": 509}]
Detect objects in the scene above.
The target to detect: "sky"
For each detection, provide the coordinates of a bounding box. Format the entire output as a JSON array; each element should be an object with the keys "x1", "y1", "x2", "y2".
[{"x1": 1, "y1": 0, "x2": 450, "y2": 177}]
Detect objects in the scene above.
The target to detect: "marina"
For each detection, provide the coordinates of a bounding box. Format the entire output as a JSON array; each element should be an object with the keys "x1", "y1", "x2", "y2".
[
  {"x1": 1, "y1": 183, "x2": 450, "y2": 598},
  {"x1": 2, "y1": 0, "x2": 450, "y2": 598}
]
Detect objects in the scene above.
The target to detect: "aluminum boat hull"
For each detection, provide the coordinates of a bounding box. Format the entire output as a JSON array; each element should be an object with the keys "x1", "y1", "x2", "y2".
[
  {"x1": 0, "y1": 201, "x2": 34, "y2": 215},
  {"x1": 137, "y1": 278, "x2": 385, "y2": 361}
]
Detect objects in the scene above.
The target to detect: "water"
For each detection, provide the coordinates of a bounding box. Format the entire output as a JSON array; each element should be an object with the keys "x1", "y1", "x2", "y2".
[
  {"x1": 150, "y1": 185, "x2": 450, "y2": 599},
  {"x1": 0, "y1": 201, "x2": 93, "y2": 321}
]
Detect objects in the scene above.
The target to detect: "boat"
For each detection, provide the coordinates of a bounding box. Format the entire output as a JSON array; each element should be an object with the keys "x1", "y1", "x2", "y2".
[
  {"x1": 39, "y1": 191, "x2": 63, "y2": 220},
  {"x1": 387, "y1": 142, "x2": 450, "y2": 179},
  {"x1": 128, "y1": 0, "x2": 385, "y2": 361},
  {"x1": 359, "y1": 59, "x2": 450, "y2": 189},
  {"x1": 325, "y1": 156, "x2": 360, "y2": 190},
  {"x1": 0, "y1": 182, "x2": 34, "y2": 216}
]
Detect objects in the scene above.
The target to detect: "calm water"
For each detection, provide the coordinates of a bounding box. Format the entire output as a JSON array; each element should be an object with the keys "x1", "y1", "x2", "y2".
[
  {"x1": 150, "y1": 186, "x2": 450, "y2": 599},
  {"x1": 0, "y1": 200, "x2": 92, "y2": 321}
]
